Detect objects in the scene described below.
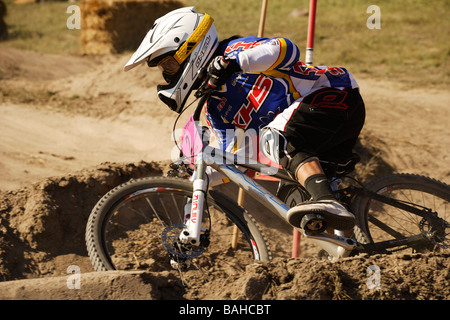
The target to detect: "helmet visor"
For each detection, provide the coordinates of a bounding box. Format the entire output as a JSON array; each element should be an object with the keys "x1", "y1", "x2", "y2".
[{"x1": 157, "y1": 55, "x2": 180, "y2": 75}]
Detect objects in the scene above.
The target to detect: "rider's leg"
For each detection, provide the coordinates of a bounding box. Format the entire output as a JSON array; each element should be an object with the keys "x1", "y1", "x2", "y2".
[
  {"x1": 286, "y1": 156, "x2": 356, "y2": 231},
  {"x1": 294, "y1": 157, "x2": 355, "y2": 233},
  {"x1": 260, "y1": 127, "x2": 356, "y2": 231},
  {"x1": 295, "y1": 157, "x2": 334, "y2": 201},
  {"x1": 262, "y1": 88, "x2": 365, "y2": 231}
]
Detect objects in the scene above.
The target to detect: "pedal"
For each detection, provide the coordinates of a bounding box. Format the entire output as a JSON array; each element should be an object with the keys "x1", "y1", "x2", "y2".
[{"x1": 300, "y1": 213, "x2": 327, "y2": 234}]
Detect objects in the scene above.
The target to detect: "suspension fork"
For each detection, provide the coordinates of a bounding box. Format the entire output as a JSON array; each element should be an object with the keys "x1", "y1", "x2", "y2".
[{"x1": 179, "y1": 154, "x2": 208, "y2": 246}]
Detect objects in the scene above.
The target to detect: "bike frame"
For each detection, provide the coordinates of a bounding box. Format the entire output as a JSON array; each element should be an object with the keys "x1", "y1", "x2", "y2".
[{"x1": 177, "y1": 116, "x2": 358, "y2": 260}]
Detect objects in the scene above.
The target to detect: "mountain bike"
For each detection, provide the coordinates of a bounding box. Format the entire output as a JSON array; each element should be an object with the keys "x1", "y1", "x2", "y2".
[{"x1": 85, "y1": 93, "x2": 450, "y2": 283}]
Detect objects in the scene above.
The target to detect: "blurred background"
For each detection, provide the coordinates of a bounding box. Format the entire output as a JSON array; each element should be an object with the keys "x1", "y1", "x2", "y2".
[{"x1": 0, "y1": 0, "x2": 448, "y2": 88}]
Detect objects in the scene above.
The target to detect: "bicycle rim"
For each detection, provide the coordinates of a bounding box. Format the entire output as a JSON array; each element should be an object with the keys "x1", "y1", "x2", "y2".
[
  {"x1": 354, "y1": 174, "x2": 450, "y2": 252},
  {"x1": 86, "y1": 177, "x2": 270, "y2": 277}
]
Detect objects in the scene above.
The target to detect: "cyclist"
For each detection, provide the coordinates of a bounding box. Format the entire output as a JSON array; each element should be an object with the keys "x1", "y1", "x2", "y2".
[{"x1": 124, "y1": 7, "x2": 366, "y2": 232}]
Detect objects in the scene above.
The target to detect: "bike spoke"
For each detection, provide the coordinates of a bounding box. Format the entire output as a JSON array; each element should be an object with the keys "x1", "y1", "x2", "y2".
[
  {"x1": 368, "y1": 214, "x2": 405, "y2": 239},
  {"x1": 145, "y1": 196, "x2": 166, "y2": 227},
  {"x1": 359, "y1": 175, "x2": 450, "y2": 253},
  {"x1": 96, "y1": 188, "x2": 258, "y2": 275}
]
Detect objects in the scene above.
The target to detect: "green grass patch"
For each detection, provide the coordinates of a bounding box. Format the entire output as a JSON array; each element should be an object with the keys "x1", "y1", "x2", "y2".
[
  {"x1": 0, "y1": 0, "x2": 80, "y2": 54},
  {"x1": 192, "y1": 0, "x2": 450, "y2": 88}
]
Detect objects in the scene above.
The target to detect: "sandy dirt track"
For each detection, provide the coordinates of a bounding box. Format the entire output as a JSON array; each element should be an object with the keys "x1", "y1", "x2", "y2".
[{"x1": 0, "y1": 47, "x2": 449, "y2": 300}]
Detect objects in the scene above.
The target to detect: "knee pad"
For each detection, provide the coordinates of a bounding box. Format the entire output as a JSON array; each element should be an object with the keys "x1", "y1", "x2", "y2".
[
  {"x1": 259, "y1": 127, "x2": 285, "y2": 165},
  {"x1": 260, "y1": 127, "x2": 316, "y2": 178}
]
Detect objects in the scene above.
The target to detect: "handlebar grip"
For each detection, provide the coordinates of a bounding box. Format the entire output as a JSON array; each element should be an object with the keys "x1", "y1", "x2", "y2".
[{"x1": 207, "y1": 57, "x2": 230, "y2": 88}]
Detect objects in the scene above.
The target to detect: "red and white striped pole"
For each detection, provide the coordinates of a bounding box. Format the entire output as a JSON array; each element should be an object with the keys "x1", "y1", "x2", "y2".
[
  {"x1": 305, "y1": 0, "x2": 317, "y2": 66},
  {"x1": 292, "y1": 0, "x2": 318, "y2": 258}
]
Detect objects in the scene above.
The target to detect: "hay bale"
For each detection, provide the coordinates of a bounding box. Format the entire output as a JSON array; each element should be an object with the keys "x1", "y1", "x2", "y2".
[
  {"x1": 80, "y1": 0, "x2": 184, "y2": 55},
  {"x1": 13, "y1": 0, "x2": 36, "y2": 4}
]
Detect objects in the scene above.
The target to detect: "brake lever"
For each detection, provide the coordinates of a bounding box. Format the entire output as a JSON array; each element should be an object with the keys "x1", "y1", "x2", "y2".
[
  {"x1": 194, "y1": 66, "x2": 218, "y2": 98},
  {"x1": 195, "y1": 81, "x2": 216, "y2": 98}
]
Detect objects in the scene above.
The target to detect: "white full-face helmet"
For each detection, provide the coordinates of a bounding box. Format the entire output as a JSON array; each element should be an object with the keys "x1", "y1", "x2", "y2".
[{"x1": 124, "y1": 7, "x2": 219, "y2": 113}]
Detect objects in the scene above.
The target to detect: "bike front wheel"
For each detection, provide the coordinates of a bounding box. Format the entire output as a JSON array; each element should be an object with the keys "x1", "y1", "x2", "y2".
[
  {"x1": 85, "y1": 176, "x2": 271, "y2": 275},
  {"x1": 352, "y1": 174, "x2": 450, "y2": 252}
]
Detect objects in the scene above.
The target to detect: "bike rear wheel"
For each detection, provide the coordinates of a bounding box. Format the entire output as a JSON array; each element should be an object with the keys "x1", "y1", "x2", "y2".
[
  {"x1": 85, "y1": 176, "x2": 271, "y2": 275},
  {"x1": 353, "y1": 174, "x2": 450, "y2": 252}
]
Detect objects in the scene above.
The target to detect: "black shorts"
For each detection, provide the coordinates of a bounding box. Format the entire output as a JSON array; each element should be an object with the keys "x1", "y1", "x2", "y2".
[{"x1": 279, "y1": 87, "x2": 366, "y2": 175}]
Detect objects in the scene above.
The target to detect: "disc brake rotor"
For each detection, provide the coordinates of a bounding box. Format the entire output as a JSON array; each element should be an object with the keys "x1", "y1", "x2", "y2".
[{"x1": 161, "y1": 224, "x2": 205, "y2": 259}]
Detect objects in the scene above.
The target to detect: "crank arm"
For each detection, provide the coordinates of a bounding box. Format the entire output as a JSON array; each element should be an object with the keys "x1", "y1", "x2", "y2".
[{"x1": 301, "y1": 230, "x2": 357, "y2": 259}]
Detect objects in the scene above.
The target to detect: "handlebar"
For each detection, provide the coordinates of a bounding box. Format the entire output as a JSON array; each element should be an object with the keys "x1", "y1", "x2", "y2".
[
  {"x1": 193, "y1": 93, "x2": 209, "y2": 122},
  {"x1": 193, "y1": 68, "x2": 215, "y2": 121}
]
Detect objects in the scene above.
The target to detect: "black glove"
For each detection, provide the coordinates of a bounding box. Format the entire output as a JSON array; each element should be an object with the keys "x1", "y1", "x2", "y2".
[{"x1": 205, "y1": 56, "x2": 242, "y2": 89}]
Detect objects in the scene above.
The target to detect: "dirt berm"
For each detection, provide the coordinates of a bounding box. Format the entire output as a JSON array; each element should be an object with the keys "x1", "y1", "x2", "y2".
[{"x1": 0, "y1": 159, "x2": 449, "y2": 300}]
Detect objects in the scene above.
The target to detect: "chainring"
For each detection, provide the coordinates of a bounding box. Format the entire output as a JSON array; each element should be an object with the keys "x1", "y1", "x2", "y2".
[{"x1": 419, "y1": 218, "x2": 450, "y2": 249}]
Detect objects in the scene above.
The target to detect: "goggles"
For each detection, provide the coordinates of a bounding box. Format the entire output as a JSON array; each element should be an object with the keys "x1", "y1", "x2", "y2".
[{"x1": 157, "y1": 55, "x2": 180, "y2": 75}]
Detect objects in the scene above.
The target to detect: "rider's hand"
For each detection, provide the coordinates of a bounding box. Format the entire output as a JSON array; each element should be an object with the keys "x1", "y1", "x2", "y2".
[{"x1": 205, "y1": 56, "x2": 241, "y2": 89}]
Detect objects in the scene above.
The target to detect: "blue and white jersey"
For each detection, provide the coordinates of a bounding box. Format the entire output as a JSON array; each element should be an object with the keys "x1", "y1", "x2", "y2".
[{"x1": 205, "y1": 36, "x2": 359, "y2": 152}]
